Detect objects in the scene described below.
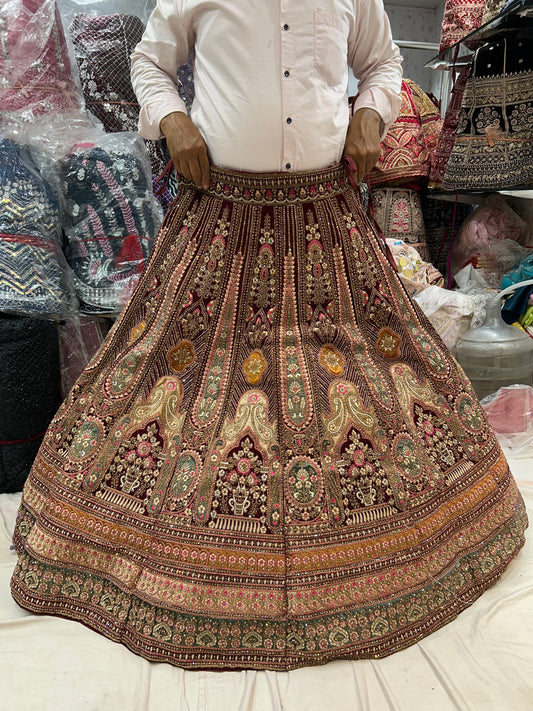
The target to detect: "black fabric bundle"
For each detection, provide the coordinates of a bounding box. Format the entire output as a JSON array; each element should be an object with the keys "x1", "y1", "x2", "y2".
[{"x1": 0, "y1": 314, "x2": 61, "y2": 493}]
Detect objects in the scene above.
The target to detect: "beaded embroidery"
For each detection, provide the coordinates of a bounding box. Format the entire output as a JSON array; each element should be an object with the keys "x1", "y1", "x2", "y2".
[{"x1": 11, "y1": 164, "x2": 528, "y2": 671}]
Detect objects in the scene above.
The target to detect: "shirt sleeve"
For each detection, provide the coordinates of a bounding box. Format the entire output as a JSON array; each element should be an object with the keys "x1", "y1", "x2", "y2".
[
  {"x1": 130, "y1": 0, "x2": 194, "y2": 140},
  {"x1": 348, "y1": 0, "x2": 403, "y2": 136}
]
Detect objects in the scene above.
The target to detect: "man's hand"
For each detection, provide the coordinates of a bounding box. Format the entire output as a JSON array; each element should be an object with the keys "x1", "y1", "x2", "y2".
[
  {"x1": 160, "y1": 111, "x2": 210, "y2": 189},
  {"x1": 343, "y1": 108, "x2": 383, "y2": 184}
]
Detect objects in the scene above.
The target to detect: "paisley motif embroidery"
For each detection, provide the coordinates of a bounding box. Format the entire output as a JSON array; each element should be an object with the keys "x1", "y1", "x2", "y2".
[
  {"x1": 280, "y1": 254, "x2": 313, "y2": 431},
  {"x1": 69, "y1": 419, "x2": 105, "y2": 460},
  {"x1": 11, "y1": 164, "x2": 527, "y2": 673},
  {"x1": 128, "y1": 322, "x2": 146, "y2": 344}
]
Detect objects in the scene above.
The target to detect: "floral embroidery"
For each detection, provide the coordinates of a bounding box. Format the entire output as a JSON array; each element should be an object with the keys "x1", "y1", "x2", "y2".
[
  {"x1": 243, "y1": 350, "x2": 267, "y2": 384},
  {"x1": 11, "y1": 164, "x2": 527, "y2": 673},
  {"x1": 377, "y1": 328, "x2": 401, "y2": 359},
  {"x1": 167, "y1": 340, "x2": 195, "y2": 373},
  {"x1": 319, "y1": 345, "x2": 344, "y2": 375}
]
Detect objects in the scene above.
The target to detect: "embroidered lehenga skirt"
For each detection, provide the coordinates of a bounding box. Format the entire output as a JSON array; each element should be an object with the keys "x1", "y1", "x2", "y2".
[{"x1": 11, "y1": 165, "x2": 527, "y2": 670}]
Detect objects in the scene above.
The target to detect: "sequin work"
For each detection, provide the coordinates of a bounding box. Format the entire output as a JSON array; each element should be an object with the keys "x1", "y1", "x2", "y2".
[{"x1": 10, "y1": 164, "x2": 527, "y2": 671}]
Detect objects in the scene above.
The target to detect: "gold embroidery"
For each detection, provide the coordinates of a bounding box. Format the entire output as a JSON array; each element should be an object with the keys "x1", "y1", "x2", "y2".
[
  {"x1": 243, "y1": 350, "x2": 267, "y2": 384},
  {"x1": 318, "y1": 345, "x2": 344, "y2": 375},
  {"x1": 167, "y1": 340, "x2": 195, "y2": 373}
]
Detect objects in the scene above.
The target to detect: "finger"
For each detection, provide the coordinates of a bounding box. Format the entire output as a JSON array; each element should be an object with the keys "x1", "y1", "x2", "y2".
[
  {"x1": 175, "y1": 158, "x2": 189, "y2": 183},
  {"x1": 354, "y1": 160, "x2": 364, "y2": 184},
  {"x1": 199, "y1": 148, "x2": 210, "y2": 189},
  {"x1": 188, "y1": 156, "x2": 203, "y2": 188}
]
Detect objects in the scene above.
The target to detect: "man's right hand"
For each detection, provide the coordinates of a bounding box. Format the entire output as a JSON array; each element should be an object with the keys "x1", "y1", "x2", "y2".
[{"x1": 160, "y1": 111, "x2": 210, "y2": 189}]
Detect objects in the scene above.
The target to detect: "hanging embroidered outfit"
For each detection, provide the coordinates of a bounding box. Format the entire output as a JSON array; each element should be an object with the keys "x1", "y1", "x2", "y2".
[
  {"x1": 442, "y1": 23, "x2": 533, "y2": 190},
  {"x1": 10, "y1": 0, "x2": 527, "y2": 671}
]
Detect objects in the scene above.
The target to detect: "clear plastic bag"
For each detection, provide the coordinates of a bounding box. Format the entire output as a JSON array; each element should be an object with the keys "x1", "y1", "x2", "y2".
[
  {"x1": 57, "y1": 0, "x2": 156, "y2": 28},
  {"x1": 17, "y1": 116, "x2": 163, "y2": 314},
  {"x1": 0, "y1": 133, "x2": 77, "y2": 320},
  {"x1": 481, "y1": 385, "x2": 533, "y2": 458},
  {"x1": 413, "y1": 285, "x2": 475, "y2": 353},
  {"x1": 451, "y1": 194, "x2": 528, "y2": 287},
  {"x1": 0, "y1": 0, "x2": 84, "y2": 121},
  {"x1": 59, "y1": 313, "x2": 112, "y2": 397}
]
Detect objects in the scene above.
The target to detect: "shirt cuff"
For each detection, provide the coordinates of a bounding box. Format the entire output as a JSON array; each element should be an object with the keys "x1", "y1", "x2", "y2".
[
  {"x1": 352, "y1": 87, "x2": 402, "y2": 139},
  {"x1": 138, "y1": 93, "x2": 189, "y2": 140}
]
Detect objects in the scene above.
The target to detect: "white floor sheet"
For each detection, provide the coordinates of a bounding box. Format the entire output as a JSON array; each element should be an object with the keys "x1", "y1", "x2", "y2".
[{"x1": 1, "y1": 459, "x2": 532, "y2": 711}]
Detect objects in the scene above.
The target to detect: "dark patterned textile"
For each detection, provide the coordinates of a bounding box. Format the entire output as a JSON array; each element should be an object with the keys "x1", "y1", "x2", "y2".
[
  {"x1": 60, "y1": 140, "x2": 159, "y2": 314},
  {"x1": 429, "y1": 66, "x2": 469, "y2": 189},
  {"x1": 0, "y1": 314, "x2": 60, "y2": 493},
  {"x1": 11, "y1": 165, "x2": 527, "y2": 670},
  {"x1": 177, "y1": 48, "x2": 195, "y2": 113},
  {"x1": 421, "y1": 195, "x2": 472, "y2": 280},
  {"x1": 443, "y1": 30, "x2": 533, "y2": 190},
  {"x1": 0, "y1": 0, "x2": 81, "y2": 117},
  {"x1": 0, "y1": 137, "x2": 66, "y2": 318}
]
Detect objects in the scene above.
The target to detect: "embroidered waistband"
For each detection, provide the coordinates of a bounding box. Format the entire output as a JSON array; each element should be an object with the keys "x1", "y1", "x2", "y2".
[{"x1": 180, "y1": 164, "x2": 350, "y2": 205}]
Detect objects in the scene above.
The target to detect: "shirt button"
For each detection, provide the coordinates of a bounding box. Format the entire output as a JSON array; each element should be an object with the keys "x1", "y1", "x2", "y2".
[
  {"x1": 284, "y1": 70, "x2": 290, "y2": 77},
  {"x1": 283, "y1": 23, "x2": 289, "y2": 30},
  {"x1": 286, "y1": 117, "x2": 292, "y2": 124},
  {"x1": 285, "y1": 163, "x2": 291, "y2": 169}
]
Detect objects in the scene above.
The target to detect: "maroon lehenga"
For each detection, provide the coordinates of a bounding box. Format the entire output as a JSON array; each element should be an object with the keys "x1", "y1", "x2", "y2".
[{"x1": 11, "y1": 165, "x2": 527, "y2": 670}]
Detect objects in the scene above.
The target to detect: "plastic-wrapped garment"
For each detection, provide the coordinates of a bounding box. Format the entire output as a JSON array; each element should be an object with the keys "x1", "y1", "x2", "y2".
[
  {"x1": 372, "y1": 187, "x2": 426, "y2": 244},
  {"x1": 0, "y1": 313, "x2": 60, "y2": 493},
  {"x1": 57, "y1": 0, "x2": 156, "y2": 27},
  {"x1": 68, "y1": 12, "x2": 183, "y2": 207},
  {"x1": 443, "y1": 29, "x2": 533, "y2": 191},
  {"x1": 429, "y1": 66, "x2": 469, "y2": 189},
  {"x1": 59, "y1": 132, "x2": 162, "y2": 314},
  {"x1": 439, "y1": 0, "x2": 486, "y2": 53},
  {"x1": 69, "y1": 13, "x2": 145, "y2": 133},
  {"x1": 453, "y1": 269, "x2": 496, "y2": 328},
  {"x1": 413, "y1": 284, "x2": 476, "y2": 352},
  {"x1": 0, "y1": 136, "x2": 73, "y2": 319},
  {"x1": 59, "y1": 314, "x2": 112, "y2": 398},
  {"x1": 366, "y1": 79, "x2": 443, "y2": 188},
  {"x1": 386, "y1": 239, "x2": 444, "y2": 297},
  {"x1": 481, "y1": 384, "x2": 533, "y2": 457},
  {"x1": 451, "y1": 194, "x2": 528, "y2": 286},
  {"x1": 0, "y1": 0, "x2": 82, "y2": 119}
]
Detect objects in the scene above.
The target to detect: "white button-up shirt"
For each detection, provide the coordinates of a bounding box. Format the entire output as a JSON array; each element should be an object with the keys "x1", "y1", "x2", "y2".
[{"x1": 131, "y1": 0, "x2": 403, "y2": 172}]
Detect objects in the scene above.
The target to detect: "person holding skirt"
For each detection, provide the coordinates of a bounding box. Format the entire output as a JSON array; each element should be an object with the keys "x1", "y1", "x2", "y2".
[{"x1": 11, "y1": 0, "x2": 527, "y2": 671}]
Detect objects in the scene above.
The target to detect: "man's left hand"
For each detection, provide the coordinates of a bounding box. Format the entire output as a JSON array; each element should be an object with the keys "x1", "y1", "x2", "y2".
[{"x1": 343, "y1": 108, "x2": 383, "y2": 184}]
